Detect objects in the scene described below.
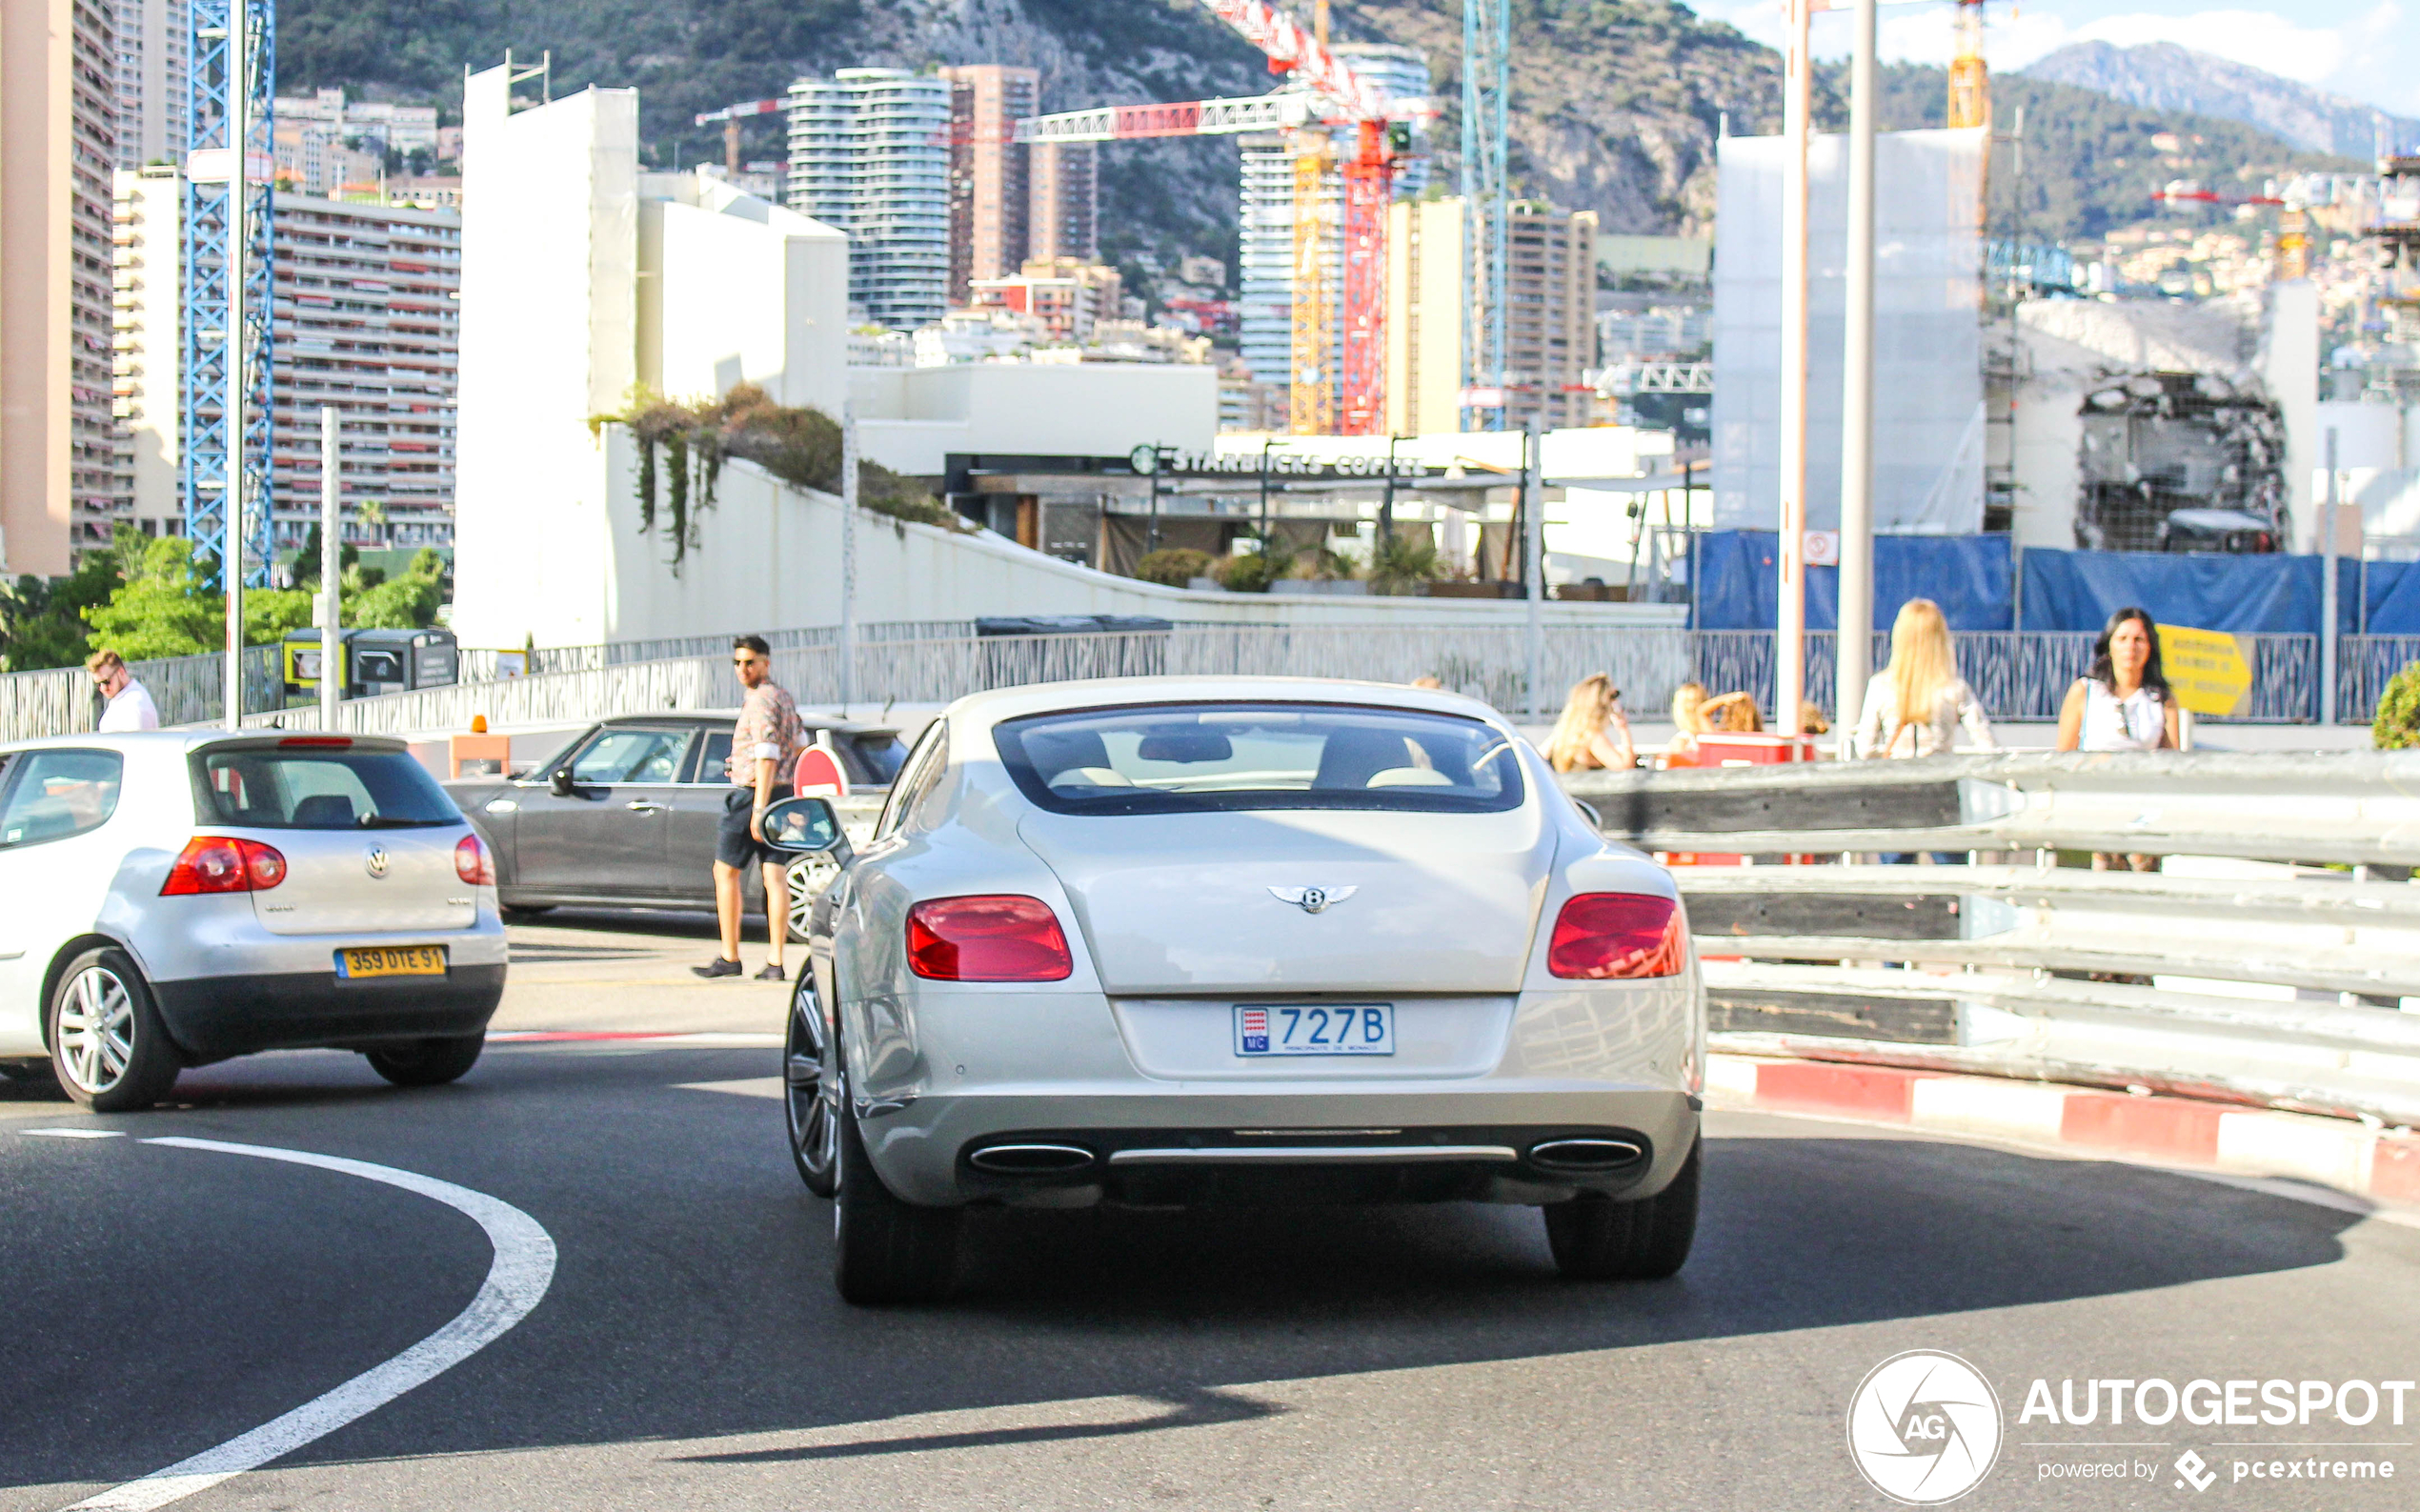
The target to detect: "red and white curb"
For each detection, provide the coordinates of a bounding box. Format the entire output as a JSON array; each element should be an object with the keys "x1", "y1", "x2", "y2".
[{"x1": 1707, "y1": 1054, "x2": 2420, "y2": 1210}]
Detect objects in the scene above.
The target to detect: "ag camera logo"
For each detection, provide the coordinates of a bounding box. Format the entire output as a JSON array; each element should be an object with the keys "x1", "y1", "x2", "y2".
[{"x1": 1847, "y1": 1350, "x2": 2004, "y2": 1504}]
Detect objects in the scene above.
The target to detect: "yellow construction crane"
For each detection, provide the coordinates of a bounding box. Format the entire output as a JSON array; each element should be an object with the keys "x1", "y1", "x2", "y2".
[{"x1": 1946, "y1": 0, "x2": 1989, "y2": 129}]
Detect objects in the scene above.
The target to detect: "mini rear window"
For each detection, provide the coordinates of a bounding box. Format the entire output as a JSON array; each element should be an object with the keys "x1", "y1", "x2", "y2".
[
  {"x1": 193, "y1": 745, "x2": 462, "y2": 830},
  {"x1": 993, "y1": 702, "x2": 1524, "y2": 816}
]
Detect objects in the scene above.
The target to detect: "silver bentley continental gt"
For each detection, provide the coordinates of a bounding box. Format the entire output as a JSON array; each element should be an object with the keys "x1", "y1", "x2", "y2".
[{"x1": 762, "y1": 677, "x2": 1704, "y2": 1304}]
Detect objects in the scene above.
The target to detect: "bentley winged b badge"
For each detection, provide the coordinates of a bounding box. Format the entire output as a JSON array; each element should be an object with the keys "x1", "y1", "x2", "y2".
[{"x1": 1269, "y1": 885, "x2": 1357, "y2": 915}]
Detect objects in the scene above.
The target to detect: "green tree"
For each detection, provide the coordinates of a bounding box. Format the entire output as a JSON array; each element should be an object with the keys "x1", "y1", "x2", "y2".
[
  {"x1": 0, "y1": 530, "x2": 138, "y2": 669},
  {"x1": 2376, "y1": 663, "x2": 2420, "y2": 750},
  {"x1": 82, "y1": 535, "x2": 317, "y2": 659}
]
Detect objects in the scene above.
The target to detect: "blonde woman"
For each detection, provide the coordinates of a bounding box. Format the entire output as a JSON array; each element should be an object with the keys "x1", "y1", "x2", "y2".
[
  {"x1": 1666, "y1": 681, "x2": 1711, "y2": 759},
  {"x1": 1546, "y1": 674, "x2": 1637, "y2": 772},
  {"x1": 1853, "y1": 599, "x2": 1995, "y2": 759}
]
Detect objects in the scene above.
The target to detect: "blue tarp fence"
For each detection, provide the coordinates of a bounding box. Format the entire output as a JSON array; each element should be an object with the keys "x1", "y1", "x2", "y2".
[{"x1": 1693, "y1": 532, "x2": 2420, "y2": 635}]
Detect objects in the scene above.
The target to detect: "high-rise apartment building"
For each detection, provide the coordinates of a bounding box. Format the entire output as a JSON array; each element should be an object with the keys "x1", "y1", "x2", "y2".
[
  {"x1": 1505, "y1": 200, "x2": 1598, "y2": 431},
  {"x1": 111, "y1": 166, "x2": 183, "y2": 537},
  {"x1": 1028, "y1": 140, "x2": 1098, "y2": 261},
  {"x1": 1383, "y1": 196, "x2": 1598, "y2": 433},
  {"x1": 1237, "y1": 132, "x2": 1340, "y2": 404},
  {"x1": 939, "y1": 64, "x2": 1036, "y2": 303},
  {"x1": 106, "y1": 188, "x2": 465, "y2": 553},
  {"x1": 2, "y1": 0, "x2": 120, "y2": 574},
  {"x1": 268, "y1": 196, "x2": 462, "y2": 551},
  {"x1": 787, "y1": 68, "x2": 950, "y2": 331},
  {"x1": 1383, "y1": 196, "x2": 1463, "y2": 437},
  {"x1": 109, "y1": 0, "x2": 188, "y2": 169}
]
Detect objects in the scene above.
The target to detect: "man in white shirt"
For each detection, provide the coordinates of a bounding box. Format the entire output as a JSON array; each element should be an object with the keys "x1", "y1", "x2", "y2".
[{"x1": 88, "y1": 650, "x2": 161, "y2": 732}]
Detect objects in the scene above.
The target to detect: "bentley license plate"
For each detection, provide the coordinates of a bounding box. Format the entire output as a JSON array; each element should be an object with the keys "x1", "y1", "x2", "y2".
[
  {"x1": 1234, "y1": 1003, "x2": 1394, "y2": 1057},
  {"x1": 337, "y1": 945, "x2": 448, "y2": 979}
]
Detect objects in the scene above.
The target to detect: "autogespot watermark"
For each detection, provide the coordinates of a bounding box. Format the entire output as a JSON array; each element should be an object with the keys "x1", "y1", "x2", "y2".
[{"x1": 1848, "y1": 1357, "x2": 2415, "y2": 1502}]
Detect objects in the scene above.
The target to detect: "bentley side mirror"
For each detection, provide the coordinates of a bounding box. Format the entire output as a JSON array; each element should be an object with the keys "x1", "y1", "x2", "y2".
[
  {"x1": 761, "y1": 795, "x2": 847, "y2": 857},
  {"x1": 548, "y1": 768, "x2": 576, "y2": 797}
]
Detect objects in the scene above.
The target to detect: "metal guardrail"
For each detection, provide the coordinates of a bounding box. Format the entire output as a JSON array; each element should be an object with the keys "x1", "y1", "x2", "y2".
[
  {"x1": 238, "y1": 626, "x2": 1704, "y2": 736},
  {"x1": 1563, "y1": 753, "x2": 2420, "y2": 1127}
]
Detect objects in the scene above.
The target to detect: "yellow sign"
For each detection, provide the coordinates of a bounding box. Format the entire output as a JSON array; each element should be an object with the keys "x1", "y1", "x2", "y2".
[{"x1": 2157, "y1": 624, "x2": 2252, "y2": 716}]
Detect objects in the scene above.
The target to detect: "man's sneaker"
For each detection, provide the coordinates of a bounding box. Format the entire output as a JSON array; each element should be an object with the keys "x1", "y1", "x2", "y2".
[
  {"x1": 692, "y1": 957, "x2": 743, "y2": 979},
  {"x1": 755, "y1": 963, "x2": 786, "y2": 982}
]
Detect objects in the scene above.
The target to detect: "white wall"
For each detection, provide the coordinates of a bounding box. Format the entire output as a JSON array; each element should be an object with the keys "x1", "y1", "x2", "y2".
[
  {"x1": 453, "y1": 73, "x2": 639, "y2": 651},
  {"x1": 2262, "y1": 280, "x2": 2319, "y2": 547},
  {"x1": 452, "y1": 433, "x2": 1684, "y2": 648},
  {"x1": 637, "y1": 173, "x2": 847, "y2": 414},
  {"x1": 1712, "y1": 128, "x2": 1988, "y2": 534},
  {"x1": 851, "y1": 362, "x2": 1218, "y2": 476}
]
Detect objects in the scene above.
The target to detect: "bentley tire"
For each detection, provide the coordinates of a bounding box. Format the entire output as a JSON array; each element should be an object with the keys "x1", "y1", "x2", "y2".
[
  {"x1": 1543, "y1": 1138, "x2": 1700, "y2": 1281},
  {"x1": 832, "y1": 1090, "x2": 959, "y2": 1305}
]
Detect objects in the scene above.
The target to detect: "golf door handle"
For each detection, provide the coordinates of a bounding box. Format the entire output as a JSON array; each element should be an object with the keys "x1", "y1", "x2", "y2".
[{"x1": 625, "y1": 799, "x2": 667, "y2": 813}]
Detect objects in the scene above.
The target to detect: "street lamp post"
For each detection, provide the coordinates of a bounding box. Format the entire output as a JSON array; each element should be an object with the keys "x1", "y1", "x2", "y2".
[
  {"x1": 1836, "y1": 0, "x2": 1880, "y2": 748},
  {"x1": 1775, "y1": 0, "x2": 1813, "y2": 737}
]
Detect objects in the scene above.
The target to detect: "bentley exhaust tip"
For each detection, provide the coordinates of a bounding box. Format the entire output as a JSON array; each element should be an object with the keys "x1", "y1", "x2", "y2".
[
  {"x1": 967, "y1": 1142, "x2": 1098, "y2": 1175},
  {"x1": 1526, "y1": 1137, "x2": 1647, "y2": 1174}
]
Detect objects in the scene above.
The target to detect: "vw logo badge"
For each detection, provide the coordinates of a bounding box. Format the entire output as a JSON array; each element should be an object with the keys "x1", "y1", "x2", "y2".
[
  {"x1": 364, "y1": 845, "x2": 390, "y2": 878},
  {"x1": 1268, "y1": 885, "x2": 1357, "y2": 915}
]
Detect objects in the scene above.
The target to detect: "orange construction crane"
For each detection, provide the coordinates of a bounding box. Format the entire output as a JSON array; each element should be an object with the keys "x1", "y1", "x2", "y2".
[
  {"x1": 1014, "y1": 1, "x2": 1422, "y2": 434},
  {"x1": 695, "y1": 98, "x2": 785, "y2": 177}
]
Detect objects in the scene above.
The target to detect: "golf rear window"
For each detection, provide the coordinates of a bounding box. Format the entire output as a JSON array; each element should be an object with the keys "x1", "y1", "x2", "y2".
[
  {"x1": 993, "y1": 702, "x2": 1524, "y2": 816},
  {"x1": 193, "y1": 746, "x2": 462, "y2": 830}
]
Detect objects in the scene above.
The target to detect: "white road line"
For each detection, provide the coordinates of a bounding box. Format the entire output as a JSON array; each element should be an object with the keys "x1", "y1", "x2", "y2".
[
  {"x1": 62, "y1": 1138, "x2": 558, "y2": 1512},
  {"x1": 19, "y1": 1129, "x2": 125, "y2": 1139}
]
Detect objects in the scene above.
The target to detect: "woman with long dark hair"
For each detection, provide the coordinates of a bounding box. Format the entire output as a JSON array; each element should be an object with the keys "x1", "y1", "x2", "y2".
[
  {"x1": 2056, "y1": 605, "x2": 2180, "y2": 876},
  {"x1": 2055, "y1": 606, "x2": 2181, "y2": 755}
]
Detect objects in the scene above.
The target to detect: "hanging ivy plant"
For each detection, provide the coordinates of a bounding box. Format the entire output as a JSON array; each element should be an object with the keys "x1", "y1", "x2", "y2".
[{"x1": 591, "y1": 384, "x2": 960, "y2": 575}]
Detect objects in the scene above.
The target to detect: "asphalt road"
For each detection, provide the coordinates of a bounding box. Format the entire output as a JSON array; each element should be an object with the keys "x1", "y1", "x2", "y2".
[{"x1": 4, "y1": 913, "x2": 2418, "y2": 1511}]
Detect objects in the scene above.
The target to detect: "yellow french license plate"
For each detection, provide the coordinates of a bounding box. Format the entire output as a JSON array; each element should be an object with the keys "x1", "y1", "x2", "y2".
[{"x1": 337, "y1": 945, "x2": 448, "y2": 979}]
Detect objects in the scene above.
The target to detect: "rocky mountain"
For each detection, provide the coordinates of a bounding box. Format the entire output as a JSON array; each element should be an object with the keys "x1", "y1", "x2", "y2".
[
  {"x1": 276, "y1": 0, "x2": 1787, "y2": 265},
  {"x1": 2019, "y1": 40, "x2": 2412, "y2": 162},
  {"x1": 274, "y1": 2, "x2": 2360, "y2": 272}
]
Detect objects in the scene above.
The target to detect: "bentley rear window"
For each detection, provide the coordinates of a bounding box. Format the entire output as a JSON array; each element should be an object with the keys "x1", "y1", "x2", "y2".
[{"x1": 993, "y1": 702, "x2": 1524, "y2": 816}]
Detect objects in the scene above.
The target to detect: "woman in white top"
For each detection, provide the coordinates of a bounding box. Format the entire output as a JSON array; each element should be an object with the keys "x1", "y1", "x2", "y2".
[
  {"x1": 1853, "y1": 598, "x2": 1996, "y2": 760},
  {"x1": 2057, "y1": 606, "x2": 2179, "y2": 875},
  {"x1": 2055, "y1": 606, "x2": 2180, "y2": 755}
]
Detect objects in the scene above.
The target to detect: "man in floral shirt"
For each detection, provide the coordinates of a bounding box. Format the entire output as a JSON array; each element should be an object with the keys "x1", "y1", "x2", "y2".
[{"x1": 696, "y1": 635, "x2": 804, "y2": 980}]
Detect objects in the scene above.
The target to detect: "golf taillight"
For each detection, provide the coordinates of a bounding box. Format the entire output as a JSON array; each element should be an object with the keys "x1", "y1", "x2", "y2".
[
  {"x1": 454, "y1": 833, "x2": 495, "y2": 885},
  {"x1": 161, "y1": 836, "x2": 287, "y2": 895},
  {"x1": 1547, "y1": 893, "x2": 1687, "y2": 979},
  {"x1": 905, "y1": 896, "x2": 1072, "y2": 981}
]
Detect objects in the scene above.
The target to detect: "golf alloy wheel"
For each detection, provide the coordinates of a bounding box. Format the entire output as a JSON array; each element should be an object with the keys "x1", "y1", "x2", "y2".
[
  {"x1": 56, "y1": 966, "x2": 134, "y2": 1096},
  {"x1": 784, "y1": 854, "x2": 838, "y2": 942}
]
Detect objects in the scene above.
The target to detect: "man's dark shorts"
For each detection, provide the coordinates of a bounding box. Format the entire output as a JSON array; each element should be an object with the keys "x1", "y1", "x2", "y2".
[{"x1": 716, "y1": 785, "x2": 793, "y2": 868}]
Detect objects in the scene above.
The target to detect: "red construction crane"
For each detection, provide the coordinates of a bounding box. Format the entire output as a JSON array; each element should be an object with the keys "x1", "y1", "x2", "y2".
[
  {"x1": 1012, "y1": 1, "x2": 1423, "y2": 435},
  {"x1": 695, "y1": 98, "x2": 785, "y2": 177}
]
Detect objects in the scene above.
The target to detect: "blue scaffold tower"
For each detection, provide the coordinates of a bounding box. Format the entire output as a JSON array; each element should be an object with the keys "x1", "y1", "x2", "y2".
[
  {"x1": 184, "y1": 0, "x2": 276, "y2": 588},
  {"x1": 1459, "y1": 0, "x2": 1509, "y2": 433}
]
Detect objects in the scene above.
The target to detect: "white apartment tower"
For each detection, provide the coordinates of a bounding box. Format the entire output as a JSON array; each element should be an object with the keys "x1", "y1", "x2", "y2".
[
  {"x1": 111, "y1": 166, "x2": 182, "y2": 535},
  {"x1": 787, "y1": 68, "x2": 950, "y2": 331}
]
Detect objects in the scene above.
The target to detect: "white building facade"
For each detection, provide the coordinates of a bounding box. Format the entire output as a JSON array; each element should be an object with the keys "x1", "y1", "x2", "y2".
[{"x1": 786, "y1": 69, "x2": 950, "y2": 331}]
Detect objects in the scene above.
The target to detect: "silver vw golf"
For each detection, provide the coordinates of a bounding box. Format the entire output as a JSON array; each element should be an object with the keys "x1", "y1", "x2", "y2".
[{"x1": 768, "y1": 677, "x2": 1704, "y2": 1304}]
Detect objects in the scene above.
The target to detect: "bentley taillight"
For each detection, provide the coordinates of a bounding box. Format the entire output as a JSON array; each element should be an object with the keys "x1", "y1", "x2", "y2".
[
  {"x1": 1547, "y1": 893, "x2": 1687, "y2": 979},
  {"x1": 906, "y1": 896, "x2": 1073, "y2": 981}
]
